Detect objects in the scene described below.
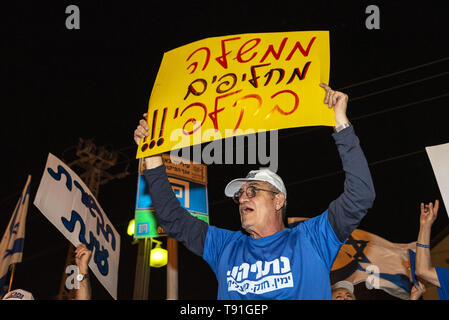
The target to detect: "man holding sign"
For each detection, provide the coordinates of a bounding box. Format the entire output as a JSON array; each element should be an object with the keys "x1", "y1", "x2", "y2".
[
  {"x1": 137, "y1": 31, "x2": 334, "y2": 160},
  {"x1": 415, "y1": 200, "x2": 449, "y2": 300},
  {"x1": 133, "y1": 83, "x2": 375, "y2": 299}
]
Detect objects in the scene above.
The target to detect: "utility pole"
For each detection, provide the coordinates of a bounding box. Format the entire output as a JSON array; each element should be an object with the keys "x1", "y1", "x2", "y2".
[
  {"x1": 56, "y1": 138, "x2": 129, "y2": 300},
  {"x1": 132, "y1": 159, "x2": 152, "y2": 300},
  {"x1": 132, "y1": 238, "x2": 152, "y2": 300},
  {"x1": 166, "y1": 238, "x2": 178, "y2": 300}
]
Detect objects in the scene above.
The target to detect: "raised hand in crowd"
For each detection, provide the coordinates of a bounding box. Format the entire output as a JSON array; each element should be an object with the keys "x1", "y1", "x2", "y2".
[
  {"x1": 74, "y1": 244, "x2": 92, "y2": 300},
  {"x1": 134, "y1": 113, "x2": 163, "y2": 169},
  {"x1": 415, "y1": 200, "x2": 440, "y2": 287},
  {"x1": 409, "y1": 281, "x2": 426, "y2": 300}
]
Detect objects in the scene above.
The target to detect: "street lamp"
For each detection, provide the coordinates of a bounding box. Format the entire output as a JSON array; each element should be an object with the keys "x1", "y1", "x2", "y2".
[
  {"x1": 127, "y1": 219, "x2": 135, "y2": 236},
  {"x1": 150, "y1": 239, "x2": 167, "y2": 268},
  {"x1": 128, "y1": 219, "x2": 168, "y2": 299}
]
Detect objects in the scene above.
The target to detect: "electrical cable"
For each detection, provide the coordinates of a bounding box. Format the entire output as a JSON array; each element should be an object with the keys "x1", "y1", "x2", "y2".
[
  {"x1": 116, "y1": 56, "x2": 449, "y2": 157},
  {"x1": 337, "y1": 56, "x2": 449, "y2": 90}
]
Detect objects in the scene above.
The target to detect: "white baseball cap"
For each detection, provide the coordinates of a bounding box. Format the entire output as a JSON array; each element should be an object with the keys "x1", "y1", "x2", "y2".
[
  {"x1": 224, "y1": 169, "x2": 287, "y2": 201},
  {"x1": 2, "y1": 289, "x2": 34, "y2": 300},
  {"x1": 332, "y1": 281, "x2": 354, "y2": 293}
]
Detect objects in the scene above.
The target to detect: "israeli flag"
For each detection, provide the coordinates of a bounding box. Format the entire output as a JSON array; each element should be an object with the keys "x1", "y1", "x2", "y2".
[{"x1": 0, "y1": 175, "x2": 31, "y2": 293}]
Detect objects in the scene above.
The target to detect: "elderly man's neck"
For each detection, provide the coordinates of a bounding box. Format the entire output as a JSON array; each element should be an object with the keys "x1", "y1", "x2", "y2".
[{"x1": 245, "y1": 222, "x2": 285, "y2": 239}]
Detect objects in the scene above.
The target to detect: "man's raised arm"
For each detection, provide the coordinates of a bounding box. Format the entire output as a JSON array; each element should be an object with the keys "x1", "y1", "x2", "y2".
[
  {"x1": 134, "y1": 114, "x2": 208, "y2": 256},
  {"x1": 319, "y1": 84, "x2": 376, "y2": 242}
]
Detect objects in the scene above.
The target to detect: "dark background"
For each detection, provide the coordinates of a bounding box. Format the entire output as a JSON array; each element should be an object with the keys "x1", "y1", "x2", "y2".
[{"x1": 1, "y1": 1, "x2": 448, "y2": 300}]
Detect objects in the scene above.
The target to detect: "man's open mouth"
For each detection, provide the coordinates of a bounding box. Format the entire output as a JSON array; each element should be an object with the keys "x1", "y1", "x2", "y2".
[{"x1": 240, "y1": 206, "x2": 254, "y2": 214}]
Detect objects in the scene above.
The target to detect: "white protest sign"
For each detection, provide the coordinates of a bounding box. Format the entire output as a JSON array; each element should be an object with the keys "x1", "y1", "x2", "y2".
[
  {"x1": 426, "y1": 142, "x2": 449, "y2": 218},
  {"x1": 33, "y1": 153, "x2": 120, "y2": 299}
]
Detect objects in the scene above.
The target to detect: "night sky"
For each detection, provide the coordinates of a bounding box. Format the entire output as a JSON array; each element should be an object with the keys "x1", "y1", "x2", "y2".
[{"x1": 1, "y1": 1, "x2": 449, "y2": 300}]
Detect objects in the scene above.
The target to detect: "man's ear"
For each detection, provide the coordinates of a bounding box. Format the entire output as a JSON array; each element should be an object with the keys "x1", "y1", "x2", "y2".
[{"x1": 275, "y1": 193, "x2": 286, "y2": 210}]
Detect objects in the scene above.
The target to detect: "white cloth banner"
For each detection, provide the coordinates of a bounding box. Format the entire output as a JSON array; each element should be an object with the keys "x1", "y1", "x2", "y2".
[
  {"x1": 0, "y1": 175, "x2": 31, "y2": 291},
  {"x1": 33, "y1": 153, "x2": 120, "y2": 299},
  {"x1": 426, "y1": 142, "x2": 449, "y2": 218}
]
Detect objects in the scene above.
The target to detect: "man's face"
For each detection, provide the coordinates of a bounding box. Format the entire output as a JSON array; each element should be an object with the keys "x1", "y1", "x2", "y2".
[
  {"x1": 332, "y1": 288, "x2": 356, "y2": 300},
  {"x1": 237, "y1": 181, "x2": 278, "y2": 234}
]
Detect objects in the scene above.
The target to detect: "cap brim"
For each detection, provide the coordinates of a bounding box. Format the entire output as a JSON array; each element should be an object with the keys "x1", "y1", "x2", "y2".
[
  {"x1": 332, "y1": 282, "x2": 354, "y2": 293},
  {"x1": 224, "y1": 178, "x2": 258, "y2": 197}
]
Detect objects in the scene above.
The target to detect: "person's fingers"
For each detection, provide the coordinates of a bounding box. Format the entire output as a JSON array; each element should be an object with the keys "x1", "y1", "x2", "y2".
[
  {"x1": 332, "y1": 92, "x2": 340, "y2": 108},
  {"x1": 434, "y1": 200, "x2": 439, "y2": 213},
  {"x1": 139, "y1": 119, "x2": 149, "y2": 130},
  {"x1": 134, "y1": 130, "x2": 144, "y2": 145},
  {"x1": 76, "y1": 249, "x2": 89, "y2": 260},
  {"x1": 134, "y1": 124, "x2": 149, "y2": 142},
  {"x1": 320, "y1": 83, "x2": 331, "y2": 104},
  {"x1": 134, "y1": 116, "x2": 150, "y2": 145},
  {"x1": 328, "y1": 90, "x2": 335, "y2": 109},
  {"x1": 319, "y1": 83, "x2": 331, "y2": 91},
  {"x1": 134, "y1": 129, "x2": 142, "y2": 143},
  {"x1": 330, "y1": 91, "x2": 345, "y2": 107},
  {"x1": 323, "y1": 90, "x2": 329, "y2": 104},
  {"x1": 138, "y1": 125, "x2": 149, "y2": 136},
  {"x1": 134, "y1": 127, "x2": 143, "y2": 137},
  {"x1": 335, "y1": 92, "x2": 346, "y2": 104},
  {"x1": 75, "y1": 247, "x2": 84, "y2": 255}
]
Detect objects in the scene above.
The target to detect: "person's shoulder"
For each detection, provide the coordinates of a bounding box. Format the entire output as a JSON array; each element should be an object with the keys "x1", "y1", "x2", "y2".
[
  {"x1": 289, "y1": 210, "x2": 333, "y2": 237},
  {"x1": 288, "y1": 212, "x2": 329, "y2": 229},
  {"x1": 287, "y1": 217, "x2": 309, "y2": 229},
  {"x1": 288, "y1": 220, "x2": 306, "y2": 229},
  {"x1": 208, "y1": 225, "x2": 244, "y2": 240}
]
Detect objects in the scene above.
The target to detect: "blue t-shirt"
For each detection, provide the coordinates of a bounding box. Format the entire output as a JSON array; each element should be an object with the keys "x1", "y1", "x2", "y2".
[
  {"x1": 143, "y1": 125, "x2": 375, "y2": 300},
  {"x1": 203, "y1": 210, "x2": 343, "y2": 300},
  {"x1": 436, "y1": 267, "x2": 449, "y2": 300}
]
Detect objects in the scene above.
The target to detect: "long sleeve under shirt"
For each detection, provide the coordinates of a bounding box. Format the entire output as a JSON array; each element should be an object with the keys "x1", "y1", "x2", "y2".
[{"x1": 143, "y1": 125, "x2": 375, "y2": 299}]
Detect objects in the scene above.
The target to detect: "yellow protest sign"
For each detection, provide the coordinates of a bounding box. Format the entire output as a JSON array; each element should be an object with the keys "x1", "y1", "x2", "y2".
[{"x1": 137, "y1": 30, "x2": 332, "y2": 159}]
